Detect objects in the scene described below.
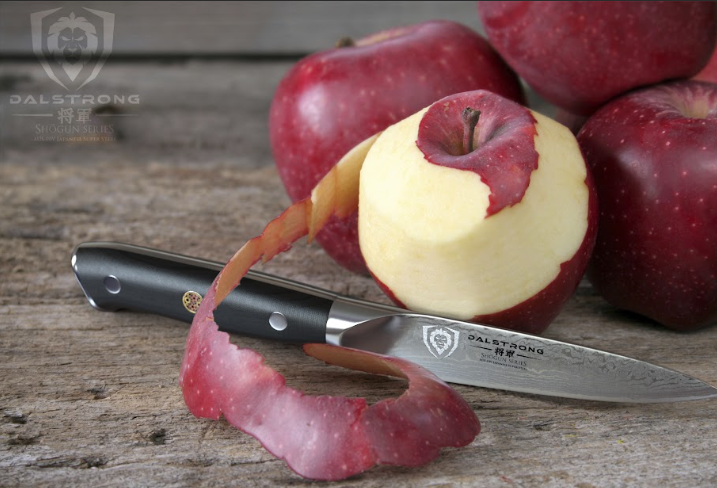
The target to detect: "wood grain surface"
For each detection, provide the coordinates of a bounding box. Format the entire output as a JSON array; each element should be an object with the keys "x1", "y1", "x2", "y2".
[{"x1": 1, "y1": 57, "x2": 716, "y2": 488}]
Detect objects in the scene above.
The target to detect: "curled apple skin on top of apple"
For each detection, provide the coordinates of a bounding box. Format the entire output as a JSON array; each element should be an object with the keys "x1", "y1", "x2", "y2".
[
  {"x1": 577, "y1": 80, "x2": 717, "y2": 331},
  {"x1": 358, "y1": 90, "x2": 598, "y2": 335}
]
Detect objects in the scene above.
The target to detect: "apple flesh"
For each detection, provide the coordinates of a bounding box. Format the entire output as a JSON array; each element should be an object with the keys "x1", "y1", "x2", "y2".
[
  {"x1": 270, "y1": 20, "x2": 525, "y2": 274},
  {"x1": 479, "y1": 1, "x2": 717, "y2": 115},
  {"x1": 358, "y1": 90, "x2": 597, "y2": 334},
  {"x1": 577, "y1": 80, "x2": 717, "y2": 331}
]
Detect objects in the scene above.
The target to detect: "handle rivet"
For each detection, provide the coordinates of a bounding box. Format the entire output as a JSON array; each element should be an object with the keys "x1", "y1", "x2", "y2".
[
  {"x1": 104, "y1": 275, "x2": 121, "y2": 294},
  {"x1": 182, "y1": 291, "x2": 203, "y2": 314},
  {"x1": 269, "y1": 312, "x2": 288, "y2": 331}
]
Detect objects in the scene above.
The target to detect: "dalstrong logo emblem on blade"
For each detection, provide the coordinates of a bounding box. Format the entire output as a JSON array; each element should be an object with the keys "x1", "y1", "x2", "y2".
[
  {"x1": 423, "y1": 326, "x2": 459, "y2": 358},
  {"x1": 31, "y1": 6, "x2": 115, "y2": 91}
]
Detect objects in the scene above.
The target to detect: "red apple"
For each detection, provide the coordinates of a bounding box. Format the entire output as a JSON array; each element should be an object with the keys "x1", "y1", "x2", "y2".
[
  {"x1": 270, "y1": 20, "x2": 524, "y2": 274},
  {"x1": 358, "y1": 90, "x2": 597, "y2": 334},
  {"x1": 478, "y1": 1, "x2": 717, "y2": 115},
  {"x1": 577, "y1": 80, "x2": 717, "y2": 330}
]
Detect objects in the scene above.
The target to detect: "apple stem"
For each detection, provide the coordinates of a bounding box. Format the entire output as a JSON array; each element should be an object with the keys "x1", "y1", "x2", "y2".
[
  {"x1": 335, "y1": 37, "x2": 356, "y2": 48},
  {"x1": 462, "y1": 107, "x2": 481, "y2": 154}
]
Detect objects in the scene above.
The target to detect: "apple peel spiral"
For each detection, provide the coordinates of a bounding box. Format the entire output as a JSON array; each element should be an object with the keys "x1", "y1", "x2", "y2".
[{"x1": 179, "y1": 134, "x2": 480, "y2": 481}]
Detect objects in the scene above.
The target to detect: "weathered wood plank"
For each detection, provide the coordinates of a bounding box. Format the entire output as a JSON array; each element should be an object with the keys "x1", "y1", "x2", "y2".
[
  {"x1": 0, "y1": 1, "x2": 484, "y2": 56},
  {"x1": 1, "y1": 147, "x2": 716, "y2": 487}
]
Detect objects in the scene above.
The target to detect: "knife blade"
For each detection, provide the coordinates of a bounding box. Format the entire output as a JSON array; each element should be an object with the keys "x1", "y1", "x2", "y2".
[{"x1": 71, "y1": 241, "x2": 717, "y2": 403}]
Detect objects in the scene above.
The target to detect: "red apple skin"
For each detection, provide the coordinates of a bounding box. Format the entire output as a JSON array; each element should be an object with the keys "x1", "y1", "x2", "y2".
[
  {"x1": 479, "y1": 1, "x2": 717, "y2": 115},
  {"x1": 577, "y1": 80, "x2": 717, "y2": 331},
  {"x1": 416, "y1": 90, "x2": 538, "y2": 216},
  {"x1": 270, "y1": 20, "x2": 525, "y2": 274},
  {"x1": 370, "y1": 90, "x2": 598, "y2": 335}
]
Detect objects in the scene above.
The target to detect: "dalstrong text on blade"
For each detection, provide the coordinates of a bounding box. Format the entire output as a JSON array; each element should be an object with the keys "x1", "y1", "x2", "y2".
[{"x1": 466, "y1": 333, "x2": 545, "y2": 356}]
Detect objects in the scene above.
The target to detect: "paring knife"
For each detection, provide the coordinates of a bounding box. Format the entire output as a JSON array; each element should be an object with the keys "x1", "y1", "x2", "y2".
[{"x1": 71, "y1": 241, "x2": 717, "y2": 403}]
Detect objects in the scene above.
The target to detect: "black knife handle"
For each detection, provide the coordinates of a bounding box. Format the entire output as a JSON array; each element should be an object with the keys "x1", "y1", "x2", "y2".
[{"x1": 71, "y1": 242, "x2": 336, "y2": 343}]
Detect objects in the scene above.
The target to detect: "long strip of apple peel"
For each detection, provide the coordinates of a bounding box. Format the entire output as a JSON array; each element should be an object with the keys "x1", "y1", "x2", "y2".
[
  {"x1": 179, "y1": 132, "x2": 479, "y2": 481},
  {"x1": 214, "y1": 133, "x2": 378, "y2": 304},
  {"x1": 307, "y1": 132, "x2": 378, "y2": 240}
]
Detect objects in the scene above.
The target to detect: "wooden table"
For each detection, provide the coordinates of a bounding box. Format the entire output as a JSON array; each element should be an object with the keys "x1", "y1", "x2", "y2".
[{"x1": 2, "y1": 3, "x2": 716, "y2": 487}]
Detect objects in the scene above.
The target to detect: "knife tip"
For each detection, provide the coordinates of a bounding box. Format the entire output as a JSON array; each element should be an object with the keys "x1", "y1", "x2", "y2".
[{"x1": 675, "y1": 381, "x2": 717, "y2": 403}]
